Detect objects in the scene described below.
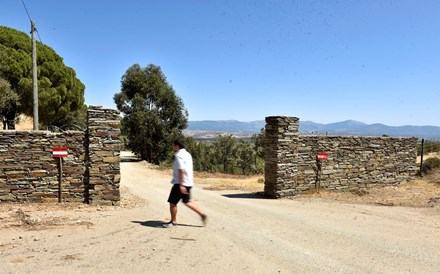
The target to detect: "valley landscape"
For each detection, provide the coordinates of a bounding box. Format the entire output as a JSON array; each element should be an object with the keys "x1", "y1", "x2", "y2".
[
  {"x1": 16, "y1": 116, "x2": 440, "y2": 140},
  {"x1": 185, "y1": 120, "x2": 440, "y2": 139}
]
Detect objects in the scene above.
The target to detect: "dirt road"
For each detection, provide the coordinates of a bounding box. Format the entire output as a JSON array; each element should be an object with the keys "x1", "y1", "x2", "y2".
[{"x1": 1, "y1": 154, "x2": 440, "y2": 273}]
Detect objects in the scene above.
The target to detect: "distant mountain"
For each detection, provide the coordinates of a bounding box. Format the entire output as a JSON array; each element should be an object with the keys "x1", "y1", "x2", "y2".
[
  {"x1": 300, "y1": 120, "x2": 440, "y2": 139},
  {"x1": 188, "y1": 120, "x2": 265, "y2": 133},
  {"x1": 186, "y1": 120, "x2": 440, "y2": 139}
]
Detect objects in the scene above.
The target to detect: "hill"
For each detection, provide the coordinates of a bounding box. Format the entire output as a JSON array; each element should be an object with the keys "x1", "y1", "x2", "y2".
[{"x1": 185, "y1": 120, "x2": 440, "y2": 139}]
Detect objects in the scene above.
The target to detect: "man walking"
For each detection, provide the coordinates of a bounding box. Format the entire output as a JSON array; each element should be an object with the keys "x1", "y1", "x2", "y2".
[{"x1": 163, "y1": 139, "x2": 207, "y2": 228}]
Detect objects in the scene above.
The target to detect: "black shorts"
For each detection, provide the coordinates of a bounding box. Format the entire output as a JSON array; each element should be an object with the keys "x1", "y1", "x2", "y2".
[{"x1": 167, "y1": 184, "x2": 192, "y2": 204}]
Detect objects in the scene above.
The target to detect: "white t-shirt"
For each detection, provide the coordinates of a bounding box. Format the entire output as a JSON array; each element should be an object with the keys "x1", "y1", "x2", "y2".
[{"x1": 171, "y1": 148, "x2": 194, "y2": 187}]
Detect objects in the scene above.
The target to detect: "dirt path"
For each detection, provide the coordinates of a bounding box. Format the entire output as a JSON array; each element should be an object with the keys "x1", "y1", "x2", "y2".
[{"x1": 1, "y1": 154, "x2": 440, "y2": 273}]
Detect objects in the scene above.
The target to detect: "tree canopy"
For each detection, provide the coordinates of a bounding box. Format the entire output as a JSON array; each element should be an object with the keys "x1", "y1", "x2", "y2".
[
  {"x1": 164, "y1": 134, "x2": 265, "y2": 175},
  {"x1": 0, "y1": 26, "x2": 85, "y2": 128},
  {"x1": 114, "y1": 64, "x2": 188, "y2": 164}
]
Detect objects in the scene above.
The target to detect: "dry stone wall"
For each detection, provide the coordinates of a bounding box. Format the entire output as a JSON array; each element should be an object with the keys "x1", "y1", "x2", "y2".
[
  {"x1": 264, "y1": 116, "x2": 300, "y2": 197},
  {"x1": 265, "y1": 116, "x2": 418, "y2": 198},
  {"x1": 86, "y1": 107, "x2": 121, "y2": 205},
  {"x1": 0, "y1": 106, "x2": 121, "y2": 205},
  {"x1": 0, "y1": 131, "x2": 85, "y2": 202}
]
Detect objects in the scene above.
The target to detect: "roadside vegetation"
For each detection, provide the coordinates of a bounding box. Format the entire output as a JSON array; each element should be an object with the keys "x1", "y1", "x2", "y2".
[
  {"x1": 418, "y1": 140, "x2": 440, "y2": 178},
  {"x1": 164, "y1": 130, "x2": 265, "y2": 175},
  {"x1": 418, "y1": 140, "x2": 440, "y2": 155}
]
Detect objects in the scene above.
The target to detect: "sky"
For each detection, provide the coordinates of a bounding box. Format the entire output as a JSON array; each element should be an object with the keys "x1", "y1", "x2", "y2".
[{"x1": 2, "y1": 0, "x2": 440, "y2": 126}]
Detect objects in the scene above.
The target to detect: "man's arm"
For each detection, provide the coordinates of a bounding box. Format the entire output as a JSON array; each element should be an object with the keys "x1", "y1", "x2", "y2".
[{"x1": 179, "y1": 169, "x2": 188, "y2": 194}]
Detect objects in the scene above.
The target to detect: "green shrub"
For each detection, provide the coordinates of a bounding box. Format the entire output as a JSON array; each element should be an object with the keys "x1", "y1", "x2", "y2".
[{"x1": 420, "y1": 157, "x2": 440, "y2": 174}]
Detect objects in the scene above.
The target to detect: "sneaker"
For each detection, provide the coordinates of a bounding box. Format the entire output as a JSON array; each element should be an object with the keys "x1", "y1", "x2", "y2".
[
  {"x1": 201, "y1": 215, "x2": 207, "y2": 226},
  {"x1": 162, "y1": 222, "x2": 177, "y2": 228}
]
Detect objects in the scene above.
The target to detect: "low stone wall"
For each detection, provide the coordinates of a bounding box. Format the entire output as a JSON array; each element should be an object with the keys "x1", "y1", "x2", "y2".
[
  {"x1": 0, "y1": 131, "x2": 85, "y2": 202},
  {"x1": 0, "y1": 106, "x2": 121, "y2": 205},
  {"x1": 264, "y1": 116, "x2": 418, "y2": 198}
]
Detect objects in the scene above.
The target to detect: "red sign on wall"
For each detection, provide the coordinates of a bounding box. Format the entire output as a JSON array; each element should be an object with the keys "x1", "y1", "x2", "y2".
[
  {"x1": 52, "y1": 147, "x2": 68, "y2": 158},
  {"x1": 317, "y1": 152, "x2": 328, "y2": 161}
]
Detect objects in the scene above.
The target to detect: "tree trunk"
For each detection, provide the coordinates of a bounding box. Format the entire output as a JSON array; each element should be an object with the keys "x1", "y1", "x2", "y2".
[
  {"x1": 7, "y1": 119, "x2": 15, "y2": 129},
  {"x1": 3, "y1": 108, "x2": 16, "y2": 130}
]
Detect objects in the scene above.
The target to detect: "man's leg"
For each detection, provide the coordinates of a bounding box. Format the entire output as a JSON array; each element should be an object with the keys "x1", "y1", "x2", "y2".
[
  {"x1": 169, "y1": 203, "x2": 178, "y2": 223},
  {"x1": 184, "y1": 201, "x2": 204, "y2": 216},
  {"x1": 184, "y1": 201, "x2": 207, "y2": 225}
]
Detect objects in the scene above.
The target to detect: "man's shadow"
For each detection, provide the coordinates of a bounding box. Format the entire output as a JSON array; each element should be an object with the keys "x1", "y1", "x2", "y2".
[{"x1": 132, "y1": 220, "x2": 203, "y2": 228}]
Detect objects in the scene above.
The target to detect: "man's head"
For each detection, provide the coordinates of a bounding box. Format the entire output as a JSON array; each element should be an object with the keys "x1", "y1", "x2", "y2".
[{"x1": 173, "y1": 139, "x2": 185, "y2": 152}]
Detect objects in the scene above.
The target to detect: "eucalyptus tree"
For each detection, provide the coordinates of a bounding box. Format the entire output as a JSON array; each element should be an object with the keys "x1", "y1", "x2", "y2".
[
  {"x1": 0, "y1": 26, "x2": 85, "y2": 128},
  {"x1": 114, "y1": 64, "x2": 188, "y2": 164}
]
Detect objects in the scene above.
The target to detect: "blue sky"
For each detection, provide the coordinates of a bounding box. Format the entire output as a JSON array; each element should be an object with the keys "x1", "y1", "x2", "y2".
[{"x1": 2, "y1": 1, "x2": 440, "y2": 126}]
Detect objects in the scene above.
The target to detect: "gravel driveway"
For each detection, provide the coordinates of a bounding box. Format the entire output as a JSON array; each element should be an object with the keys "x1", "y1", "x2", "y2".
[{"x1": 1, "y1": 154, "x2": 440, "y2": 273}]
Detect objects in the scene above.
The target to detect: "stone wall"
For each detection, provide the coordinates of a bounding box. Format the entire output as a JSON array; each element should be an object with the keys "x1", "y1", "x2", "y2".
[
  {"x1": 86, "y1": 107, "x2": 121, "y2": 205},
  {"x1": 0, "y1": 106, "x2": 121, "y2": 205},
  {"x1": 264, "y1": 116, "x2": 418, "y2": 198},
  {"x1": 264, "y1": 116, "x2": 300, "y2": 197},
  {"x1": 0, "y1": 131, "x2": 85, "y2": 202}
]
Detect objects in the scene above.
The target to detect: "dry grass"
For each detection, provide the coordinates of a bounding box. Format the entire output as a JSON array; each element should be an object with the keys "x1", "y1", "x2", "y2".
[
  {"x1": 423, "y1": 169, "x2": 440, "y2": 186},
  {"x1": 417, "y1": 152, "x2": 440, "y2": 163},
  {"x1": 195, "y1": 172, "x2": 264, "y2": 192},
  {"x1": 315, "y1": 176, "x2": 440, "y2": 207},
  {"x1": 14, "y1": 114, "x2": 34, "y2": 130}
]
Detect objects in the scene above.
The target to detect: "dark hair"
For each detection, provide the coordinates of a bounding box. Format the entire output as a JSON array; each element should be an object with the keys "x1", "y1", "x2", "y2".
[{"x1": 173, "y1": 139, "x2": 185, "y2": 149}]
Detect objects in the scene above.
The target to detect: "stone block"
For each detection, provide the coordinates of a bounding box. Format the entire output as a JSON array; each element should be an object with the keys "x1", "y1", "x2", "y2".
[
  {"x1": 31, "y1": 170, "x2": 48, "y2": 177},
  {"x1": 5, "y1": 171, "x2": 28, "y2": 179},
  {"x1": 42, "y1": 197, "x2": 59, "y2": 203},
  {"x1": 103, "y1": 156, "x2": 120, "y2": 163},
  {"x1": 0, "y1": 194, "x2": 16, "y2": 201}
]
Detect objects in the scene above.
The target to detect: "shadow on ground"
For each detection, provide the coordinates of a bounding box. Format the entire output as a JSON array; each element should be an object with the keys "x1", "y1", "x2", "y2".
[
  {"x1": 131, "y1": 220, "x2": 203, "y2": 228},
  {"x1": 222, "y1": 192, "x2": 267, "y2": 199}
]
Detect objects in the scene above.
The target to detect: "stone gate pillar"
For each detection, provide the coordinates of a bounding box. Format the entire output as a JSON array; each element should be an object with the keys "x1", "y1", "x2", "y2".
[
  {"x1": 86, "y1": 106, "x2": 121, "y2": 205},
  {"x1": 264, "y1": 116, "x2": 299, "y2": 198}
]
